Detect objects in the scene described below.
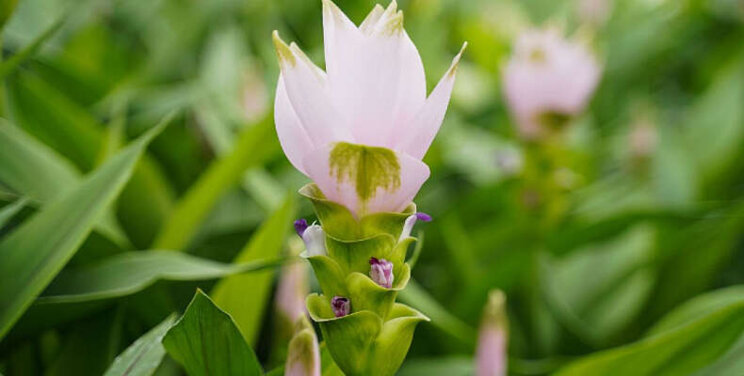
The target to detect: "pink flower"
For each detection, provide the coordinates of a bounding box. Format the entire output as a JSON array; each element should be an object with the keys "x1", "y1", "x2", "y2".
[
  {"x1": 475, "y1": 290, "x2": 508, "y2": 376},
  {"x1": 369, "y1": 257, "x2": 394, "y2": 288},
  {"x1": 274, "y1": 0, "x2": 465, "y2": 217},
  {"x1": 503, "y1": 29, "x2": 601, "y2": 139},
  {"x1": 275, "y1": 260, "x2": 309, "y2": 324}
]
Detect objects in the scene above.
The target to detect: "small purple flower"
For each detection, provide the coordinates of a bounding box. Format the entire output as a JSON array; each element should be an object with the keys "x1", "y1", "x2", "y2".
[
  {"x1": 331, "y1": 296, "x2": 350, "y2": 318},
  {"x1": 369, "y1": 257, "x2": 394, "y2": 288},
  {"x1": 415, "y1": 212, "x2": 432, "y2": 222},
  {"x1": 294, "y1": 219, "x2": 309, "y2": 237}
]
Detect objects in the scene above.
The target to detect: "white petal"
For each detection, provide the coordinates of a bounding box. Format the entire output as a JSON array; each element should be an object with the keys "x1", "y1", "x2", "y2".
[
  {"x1": 273, "y1": 31, "x2": 351, "y2": 149},
  {"x1": 322, "y1": 1, "x2": 426, "y2": 149},
  {"x1": 303, "y1": 144, "x2": 430, "y2": 217},
  {"x1": 274, "y1": 75, "x2": 314, "y2": 175},
  {"x1": 397, "y1": 42, "x2": 467, "y2": 160}
]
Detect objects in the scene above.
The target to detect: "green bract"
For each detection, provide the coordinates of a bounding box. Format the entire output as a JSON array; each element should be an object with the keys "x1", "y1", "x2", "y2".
[{"x1": 300, "y1": 183, "x2": 429, "y2": 376}]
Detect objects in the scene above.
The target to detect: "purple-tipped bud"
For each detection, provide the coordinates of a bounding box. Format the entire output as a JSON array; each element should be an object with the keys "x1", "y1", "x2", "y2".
[
  {"x1": 294, "y1": 219, "x2": 309, "y2": 237},
  {"x1": 302, "y1": 224, "x2": 326, "y2": 257},
  {"x1": 415, "y1": 212, "x2": 432, "y2": 222},
  {"x1": 369, "y1": 257, "x2": 394, "y2": 288},
  {"x1": 331, "y1": 296, "x2": 350, "y2": 318}
]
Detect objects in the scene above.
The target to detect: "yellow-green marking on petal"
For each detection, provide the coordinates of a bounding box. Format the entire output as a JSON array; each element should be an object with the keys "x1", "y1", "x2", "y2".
[{"x1": 329, "y1": 142, "x2": 401, "y2": 204}]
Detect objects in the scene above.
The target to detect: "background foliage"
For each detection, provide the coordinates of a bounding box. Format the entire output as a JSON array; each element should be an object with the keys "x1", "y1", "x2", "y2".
[{"x1": 0, "y1": 0, "x2": 743, "y2": 374}]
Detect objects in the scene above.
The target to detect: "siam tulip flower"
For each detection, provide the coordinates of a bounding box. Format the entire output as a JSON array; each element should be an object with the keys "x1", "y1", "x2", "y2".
[
  {"x1": 476, "y1": 290, "x2": 509, "y2": 376},
  {"x1": 297, "y1": 220, "x2": 327, "y2": 257},
  {"x1": 399, "y1": 212, "x2": 432, "y2": 241},
  {"x1": 369, "y1": 257, "x2": 394, "y2": 288},
  {"x1": 330, "y1": 296, "x2": 350, "y2": 317},
  {"x1": 285, "y1": 316, "x2": 321, "y2": 376},
  {"x1": 503, "y1": 28, "x2": 601, "y2": 139},
  {"x1": 273, "y1": 0, "x2": 466, "y2": 217}
]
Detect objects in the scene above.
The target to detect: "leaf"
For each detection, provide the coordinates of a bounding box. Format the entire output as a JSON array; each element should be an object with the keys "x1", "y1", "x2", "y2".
[
  {"x1": 211, "y1": 194, "x2": 295, "y2": 344},
  {"x1": 554, "y1": 300, "x2": 744, "y2": 375},
  {"x1": 398, "y1": 279, "x2": 477, "y2": 347},
  {"x1": 0, "y1": 119, "x2": 128, "y2": 246},
  {"x1": 398, "y1": 356, "x2": 473, "y2": 376},
  {"x1": 542, "y1": 226, "x2": 656, "y2": 345},
  {"x1": 162, "y1": 290, "x2": 262, "y2": 376},
  {"x1": 38, "y1": 251, "x2": 286, "y2": 304},
  {"x1": 153, "y1": 117, "x2": 279, "y2": 250},
  {"x1": 0, "y1": 120, "x2": 166, "y2": 339},
  {"x1": 0, "y1": 14, "x2": 64, "y2": 79},
  {"x1": 103, "y1": 315, "x2": 177, "y2": 376},
  {"x1": 0, "y1": 196, "x2": 27, "y2": 229}
]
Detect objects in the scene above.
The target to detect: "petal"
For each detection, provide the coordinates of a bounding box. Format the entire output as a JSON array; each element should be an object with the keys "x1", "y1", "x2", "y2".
[
  {"x1": 273, "y1": 31, "x2": 351, "y2": 149},
  {"x1": 303, "y1": 143, "x2": 430, "y2": 217},
  {"x1": 322, "y1": 1, "x2": 426, "y2": 148},
  {"x1": 397, "y1": 42, "x2": 467, "y2": 160},
  {"x1": 275, "y1": 75, "x2": 314, "y2": 174}
]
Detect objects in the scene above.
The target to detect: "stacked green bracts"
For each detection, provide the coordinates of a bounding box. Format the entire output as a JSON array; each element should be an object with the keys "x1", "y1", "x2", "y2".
[{"x1": 299, "y1": 184, "x2": 429, "y2": 376}]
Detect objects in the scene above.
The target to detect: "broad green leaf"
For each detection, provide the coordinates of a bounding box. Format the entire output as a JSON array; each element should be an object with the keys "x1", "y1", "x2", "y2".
[
  {"x1": 103, "y1": 315, "x2": 177, "y2": 376},
  {"x1": 153, "y1": 116, "x2": 279, "y2": 250},
  {"x1": 0, "y1": 196, "x2": 27, "y2": 229},
  {"x1": 554, "y1": 301, "x2": 744, "y2": 375},
  {"x1": 0, "y1": 121, "x2": 166, "y2": 339},
  {"x1": 398, "y1": 356, "x2": 473, "y2": 376},
  {"x1": 212, "y1": 194, "x2": 295, "y2": 344},
  {"x1": 162, "y1": 290, "x2": 262, "y2": 376},
  {"x1": 38, "y1": 251, "x2": 286, "y2": 304}
]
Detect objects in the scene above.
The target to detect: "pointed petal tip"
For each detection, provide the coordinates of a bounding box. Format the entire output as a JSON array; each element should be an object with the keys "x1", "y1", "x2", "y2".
[
  {"x1": 272, "y1": 31, "x2": 296, "y2": 67},
  {"x1": 447, "y1": 42, "x2": 468, "y2": 78}
]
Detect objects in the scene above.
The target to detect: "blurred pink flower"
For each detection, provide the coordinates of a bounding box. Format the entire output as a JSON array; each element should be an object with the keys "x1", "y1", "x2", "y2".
[
  {"x1": 242, "y1": 70, "x2": 269, "y2": 123},
  {"x1": 285, "y1": 317, "x2": 321, "y2": 376},
  {"x1": 275, "y1": 260, "x2": 309, "y2": 324},
  {"x1": 476, "y1": 290, "x2": 508, "y2": 376},
  {"x1": 274, "y1": 0, "x2": 465, "y2": 216},
  {"x1": 503, "y1": 29, "x2": 601, "y2": 139}
]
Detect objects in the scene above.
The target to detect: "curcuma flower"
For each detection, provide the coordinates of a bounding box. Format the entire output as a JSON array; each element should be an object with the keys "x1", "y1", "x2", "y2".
[
  {"x1": 503, "y1": 28, "x2": 601, "y2": 139},
  {"x1": 274, "y1": 0, "x2": 465, "y2": 217}
]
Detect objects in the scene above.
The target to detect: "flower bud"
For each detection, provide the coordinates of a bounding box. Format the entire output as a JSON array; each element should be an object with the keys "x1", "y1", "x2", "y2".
[
  {"x1": 476, "y1": 290, "x2": 508, "y2": 376},
  {"x1": 285, "y1": 316, "x2": 320, "y2": 376},
  {"x1": 302, "y1": 224, "x2": 326, "y2": 257},
  {"x1": 399, "y1": 212, "x2": 432, "y2": 242},
  {"x1": 369, "y1": 257, "x2": 394, "y2": 288},
  {"x1": 276, "y1": 238, "x2": 309, "y2": 324},
  {"x1": 331, "y1": 296, "x2": 350, "y2": 318}
]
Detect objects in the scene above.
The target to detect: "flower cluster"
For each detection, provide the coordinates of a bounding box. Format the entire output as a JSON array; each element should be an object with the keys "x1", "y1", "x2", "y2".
[{"x1": 273, "y1": 0, "x2": 462, "y2": 374}]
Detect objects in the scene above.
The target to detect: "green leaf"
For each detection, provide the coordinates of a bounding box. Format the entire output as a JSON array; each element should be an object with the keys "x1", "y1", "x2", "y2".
[
  {"x1": 0, "y1": 121, "x2": 166, "y2": 339},
  {"x1": 153, "y1": 116, "x2": 279, "y2": 250},
  {"x1": 542, "y1": 226, "x2": 656, "y2": 345},
  {"x1": 0, "y1": 196, "x2": 27, "y2": 229},
  {"x1": 0, "y1": 0, "x2": 18, "y2": 30},
  {"x1": 38, "y1": 251, "x2": 286, "y2": 304},
  {"x1": 103, "y1": 315, "x2": 176, "y2": 376},
  {"x1": 211, "y1": 194, "x2": 296, "y2": 344},
  {"x1": 0, "y1": 119, "x2": 128, "y2": 246},
  {"x1": 398, "y1": 356, "x2": 473, "y2": 376},
  {"x1": 162, "y1": 290, "x2": 262, "y2": 376},
  {"x1": 398, "y1": 279, "x2": 477, "y2": 347},
  {"x1": 0, "y1": 14, "x2": 64, "y2": 79},
  {"x1": 554, "y1": 300, "x2": 744, "y2": 375}
]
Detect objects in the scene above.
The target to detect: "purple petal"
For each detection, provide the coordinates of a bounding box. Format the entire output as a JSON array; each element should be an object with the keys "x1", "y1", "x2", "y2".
[
  {"x1": 415, "y1": 212, "x2": 432, "y2": 222},
  {"x1": 294, "y1": 219, "x2": 309, "y2": 237}
]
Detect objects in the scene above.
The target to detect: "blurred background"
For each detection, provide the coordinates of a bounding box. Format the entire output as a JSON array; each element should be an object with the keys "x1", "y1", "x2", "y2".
[{"x1": 1, "y1": 0, "x2": 743, "y2": 374}]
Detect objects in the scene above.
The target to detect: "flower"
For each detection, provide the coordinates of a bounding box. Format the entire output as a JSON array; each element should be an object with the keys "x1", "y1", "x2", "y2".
[
  {"x1": 285, "y1": 316, "x2": 321, "y2": 376},
  {"x1": 475, "y1": 290, "x2": 509, "y2": 376},
  {"x1": 273, "y1": 0, "x2": 465, "y2": 217},
  {"x1": 294, "y1": 218, "x2": 309, "y2": 237},
  {"x1": 503, "y1": 28, "x2": 601, "y2": 139},
  {"x1": 300, "y1": 223, "x2": 326, "y2": 257},
  {"x1": 369, "y1": 257, "x2": 394, "y2": 288},
  {"x1": 399, "y1": 212, "x2": 431, "y2": 241},
  {"x1": 275, "y1": 239, "x2": 309, "y2": 324},
  {"x1": 330, "y1": 296, "x2": 350, "y2": 317}
]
